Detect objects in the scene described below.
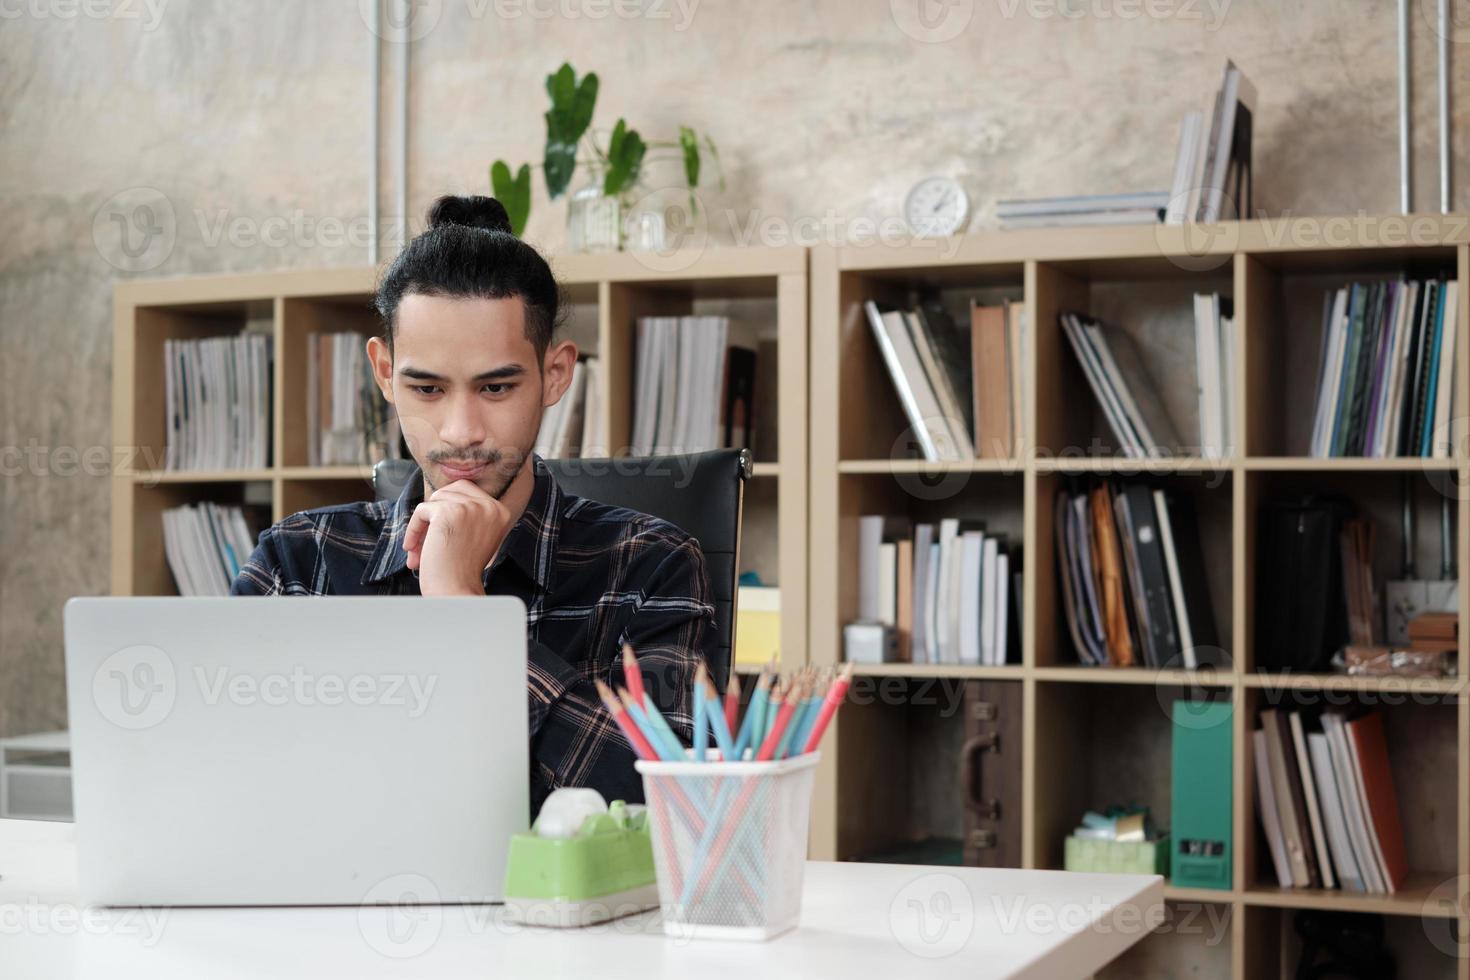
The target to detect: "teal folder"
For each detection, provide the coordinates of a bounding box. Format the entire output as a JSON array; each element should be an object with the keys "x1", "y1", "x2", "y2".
[{"x1": 1170, "y1": 700, "x2": 1232, "y2": 890}]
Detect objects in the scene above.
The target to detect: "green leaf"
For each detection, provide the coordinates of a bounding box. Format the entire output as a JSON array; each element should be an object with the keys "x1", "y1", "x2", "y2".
[
  {"x1": 542, "y1": 63, "x2": 598, "y2": 199},
  {"x1": 490, "y1": 160, "x2": 531, "y2": 236},
  {"x1": 679, "y1": 125, "x2": 700, "y2": 187},
  {"x1": 602, "y1": 118, "x2": 646, "y2": 197}
]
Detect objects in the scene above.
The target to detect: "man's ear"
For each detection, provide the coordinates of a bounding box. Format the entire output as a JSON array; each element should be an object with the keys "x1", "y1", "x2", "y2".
[
  {"x1": 366, "y1": 335, "x2": 394, "y2": 404},
  {"x1": 541, "y1": 340, "x2": 579, "y2": 408}
]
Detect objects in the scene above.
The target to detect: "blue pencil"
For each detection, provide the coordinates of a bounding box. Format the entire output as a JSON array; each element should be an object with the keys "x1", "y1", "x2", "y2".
[
  {"x1": 731, "y1": 669, "x2": 771, "y2": 760},
  {"x1": 621, "y1": 689, "x2": 683, "y2": 761},
  {"x1": 701, "y1": 674, "x2": 736, "y2": 760},
  {"x1": 640, "y1": 692, "x2": 687, "y2": 760},
  {"x1": 692, "y1": 668, "x2": 709, "y2": 762}
]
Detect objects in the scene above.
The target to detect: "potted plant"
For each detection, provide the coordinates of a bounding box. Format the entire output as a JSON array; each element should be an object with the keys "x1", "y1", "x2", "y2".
[{"x1": 491, "y1": 63, "x2": 722, "y2": 252}]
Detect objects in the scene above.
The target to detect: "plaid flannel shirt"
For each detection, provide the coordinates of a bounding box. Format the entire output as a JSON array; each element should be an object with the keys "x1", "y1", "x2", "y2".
[{"x1": 230, "y1": 457, "x2": 712, "y2": 813}]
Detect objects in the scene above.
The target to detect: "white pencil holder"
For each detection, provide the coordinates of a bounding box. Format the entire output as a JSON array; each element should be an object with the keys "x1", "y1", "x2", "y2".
[{"x1": 634, "y1": 751, "x2": 820, "y2": 941}]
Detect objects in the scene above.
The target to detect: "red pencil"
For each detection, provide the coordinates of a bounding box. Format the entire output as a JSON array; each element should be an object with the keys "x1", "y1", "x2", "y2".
[
  {"x1": 755, "y1": 678, "x2": 804, "y2": 761},
  {"x1": 800, "y1": 662, "x2": 854, "y2": 754},
  {"x1": 723, "y1": 671, "x2": 740, "y2": 735},
  {"x1": 595, "y1": 679, "x2": 657, "y2": 761},
  {"x1": 621, "y1": 643, "x2": 646, "y2": 706}
]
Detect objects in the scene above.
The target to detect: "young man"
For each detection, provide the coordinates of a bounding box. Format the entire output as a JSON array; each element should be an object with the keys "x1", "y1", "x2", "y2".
[{"x1": 231, "y1": 195, "x2": 712, "y2": 812}]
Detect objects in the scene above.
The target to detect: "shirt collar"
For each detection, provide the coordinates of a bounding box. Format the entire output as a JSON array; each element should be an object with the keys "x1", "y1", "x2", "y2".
[{"x1": 360, "y1": 456, "x2": 561, "y2": 591}]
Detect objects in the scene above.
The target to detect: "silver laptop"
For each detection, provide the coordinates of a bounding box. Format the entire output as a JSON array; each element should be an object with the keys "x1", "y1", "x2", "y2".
[{"x1": 64, "y1": 596, "x2": 529, "y2": 907}]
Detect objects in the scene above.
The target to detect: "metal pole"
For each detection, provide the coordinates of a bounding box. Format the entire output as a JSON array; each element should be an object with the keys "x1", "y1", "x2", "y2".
[
  {"x1": 1439, "y1": 0, "x2": 1452, "y2": 214},
  {"x1": 1399, "y1": 0, "x2": 1412, "y2": 213},
  {"x1": 396, "y1": 0, "x2": 409, "y2": 253},
  {"x1": 368, "y1": 1, "x2": 380, "y2": 264}
]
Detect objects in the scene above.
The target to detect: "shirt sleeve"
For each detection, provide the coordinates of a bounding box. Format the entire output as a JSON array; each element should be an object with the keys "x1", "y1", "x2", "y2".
[
  {"x1": 230, "y1": 529, "x2": 286, "y2": 596},
  {"x1": 525, "y1": 533, "x2": 715, "y2": 812}
]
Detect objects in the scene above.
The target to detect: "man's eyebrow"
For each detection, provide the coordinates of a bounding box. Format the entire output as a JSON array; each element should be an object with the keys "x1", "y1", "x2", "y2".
[{"x1": 398, "y1": 364, "x2": 527, "y2": 382}]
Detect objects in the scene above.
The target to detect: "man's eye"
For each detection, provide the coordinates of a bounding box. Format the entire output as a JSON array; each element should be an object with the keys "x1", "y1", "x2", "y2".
[
  {"x1": 410, "y1": 385, "x2": 440, "y2": 395},
  {"x1": 483, "y1": 383, "x2": 513, "y2": 395}
]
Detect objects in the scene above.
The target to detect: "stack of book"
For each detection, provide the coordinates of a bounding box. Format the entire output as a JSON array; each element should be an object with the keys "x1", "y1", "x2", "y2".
[
  {"x1": 629, "y1": 316, "x2": 757, "y2": 456},
  {"x1": 996, "y1": 192, "x2": 1168, "y2": 229},
  {"x1": 864, "y1": 298, "x2": 1028, "y2": 461},
  {"x1": 854, "y1": 515, "x2": 1020, "y2": 666},
  {"x1": 534, "y1": 357, "x2": 605, "y2": 459},
  {"x1": 162, "y1": 502, "x2": 259, "y2": 596},
  {"x1": 1253, "y1": 709, "x2": 1408, "y2": 894},
  {"x1": 1165, "y1": 60, "x2": 1256, "y2": 224},
  {"x1": 1061, "y1": 299, "x2": 1233, "y2": 458},
  {"x1": 1054, "y1": 482, "x2": 1220, "y2": 669},
  {"x1": 163, "y1": 334, "x2": 273, "y2": 471},
  {"x1": 1308, "y1": 279, "x2": 1460, "y2": 458},
  {"x1": 306, "y1": 332, "x2": 403, "y2": 466}
]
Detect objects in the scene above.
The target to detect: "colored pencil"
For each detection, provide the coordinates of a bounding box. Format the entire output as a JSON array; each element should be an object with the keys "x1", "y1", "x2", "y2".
[
  {"x1": 640, "y1": 691, "x2": 686, "y2": 759},
  {"x1": 619, "y1": 688, "x2": 682, "y2": 761},
  {"x1": 731, "y1": 668, "x2": 770, "y2": 760},
  {"x1": 789, "y1": 669, "x2": 828, "y2": 755},
  {"x1": 595, "y1": 679, "x2": 657, "y2": 761},
  {"x1": 775, "y1": 670, "x2": 816, "y2": 759},
  {"x1": 621, "y1": 643, "x2": 646, "y2": 706},
  {"x1": 800, "y1": 662, "x2": 854, "y2": 754},
  {"x1": 755, "y1": 679, "x2": 802, "y2": 761},
  {"x1": 702, "y1": 675, "x2": 736, "y2": 761},
  {"x1": 693, "y1": 666, "x2": 709, "y2": 762},
  {"x1": 723, "y1": 671, "x2": 740, "y2": 736}
]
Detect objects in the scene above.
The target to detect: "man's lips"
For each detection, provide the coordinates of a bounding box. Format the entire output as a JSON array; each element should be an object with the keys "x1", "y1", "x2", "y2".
[{"x1": 437, "y1": 460, "x2": 489, "y2": 480}]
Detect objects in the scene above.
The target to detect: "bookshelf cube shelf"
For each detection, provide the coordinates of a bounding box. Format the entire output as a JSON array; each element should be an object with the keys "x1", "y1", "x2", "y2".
[
  {"x1": 1032, "y1": 255, "x2": 1236, "y2": 462},
  {"x1": 810, "y1": 219, "x2": 1470, "y2": 980},
  {"x1": 112, "y1": 247, "x2": 809, "y2": 676}
]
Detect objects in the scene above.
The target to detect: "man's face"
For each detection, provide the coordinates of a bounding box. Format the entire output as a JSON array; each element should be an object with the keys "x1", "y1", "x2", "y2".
[{"x1": 369, "y1": 293, "x2": 571, "y2": 499}]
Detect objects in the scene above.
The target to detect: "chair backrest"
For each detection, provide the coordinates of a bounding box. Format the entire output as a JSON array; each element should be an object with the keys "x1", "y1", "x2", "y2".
[{"x1": 372, "y1": 451, "x2": 750, "y2": 689}]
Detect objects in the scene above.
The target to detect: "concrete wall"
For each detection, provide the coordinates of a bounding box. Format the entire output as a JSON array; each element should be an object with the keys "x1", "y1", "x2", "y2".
[{"x1": 3, "y1": 0, "x2": 1468, "y2": 736}]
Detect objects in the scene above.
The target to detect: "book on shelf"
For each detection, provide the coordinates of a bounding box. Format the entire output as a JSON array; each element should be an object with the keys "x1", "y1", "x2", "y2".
[
  {"x1": 163, "y1": 333, "x2": 273, "y2": 471},
  {"x1": 306, "y1": 332, "x2": 403, "y2": 467},
  {"x1": 1308, "y1": 279, "x2": 1459, "y2": 458},
  {"x1": 865, "y1": 298, "x2": 1028, "y2": 461},
  {"x1": 1166, "y1": 60, "x2": 1255, "y2": 224},
  {"x1": 629, "y1": 316, "x2": 757, "y2": 456},
  {"x1": 1054, "y1": 480, "x2": 1220, "y2": 669},
  {"x1": 162, "y1": 502, "x2": 259, "y2": 596},
  {"x1": 853, "y1": 513, "x2": 1019, "y2": 666},
  {"x1": 533, "y1": 356, "x2": 603, "y2": 459},
  {"x1": 1059, "y1": 312, "x2": 1184, "y2": 458},
  {"x1": 997, "y1": 193, "x2": 1167, "y2": 229},
  {"x1": 1254, "y1": 709, "x2": 1408, "y2": 894},
  {"x1": 1193, "y1": 292, "x2": 1235, "y2": 457}
]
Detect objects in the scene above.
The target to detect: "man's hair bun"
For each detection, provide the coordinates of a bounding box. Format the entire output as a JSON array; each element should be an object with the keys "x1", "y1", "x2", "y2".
[{"x1": 425, "y1": 194, "x2": 513, "y2": 235}]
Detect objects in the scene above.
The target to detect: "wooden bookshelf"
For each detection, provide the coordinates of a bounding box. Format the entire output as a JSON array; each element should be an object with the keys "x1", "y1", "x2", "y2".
[
  {"x1": 109, "y1": 221, "x2": 1470, "y2": 977},
  {"x1": 809, "y1": 217, "x2": 1470, "y2": 980},
  {"x1": 111, "y1": 245, "x2": 809, "y2": 675}
]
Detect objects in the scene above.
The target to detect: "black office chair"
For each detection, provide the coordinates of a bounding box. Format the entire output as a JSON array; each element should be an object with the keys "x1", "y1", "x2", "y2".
[{"x1": 373, "y1": 450, "x2": 751, "y2": 689}]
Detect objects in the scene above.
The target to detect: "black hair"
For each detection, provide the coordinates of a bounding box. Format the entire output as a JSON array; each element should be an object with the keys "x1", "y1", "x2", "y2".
[{"x1": 374, "y1": 195, "x2": 564, "y2": 361}]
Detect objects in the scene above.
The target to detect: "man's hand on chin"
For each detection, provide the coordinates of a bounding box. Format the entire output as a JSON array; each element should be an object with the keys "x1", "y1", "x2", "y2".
[{"x1": 403, "y1": 479, "x2": 515, "y2": 596}]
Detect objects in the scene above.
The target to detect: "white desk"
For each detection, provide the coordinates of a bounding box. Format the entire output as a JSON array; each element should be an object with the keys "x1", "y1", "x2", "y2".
[{"x1": 1, "y1": 818, "x2": 1163, "y2": 979}]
